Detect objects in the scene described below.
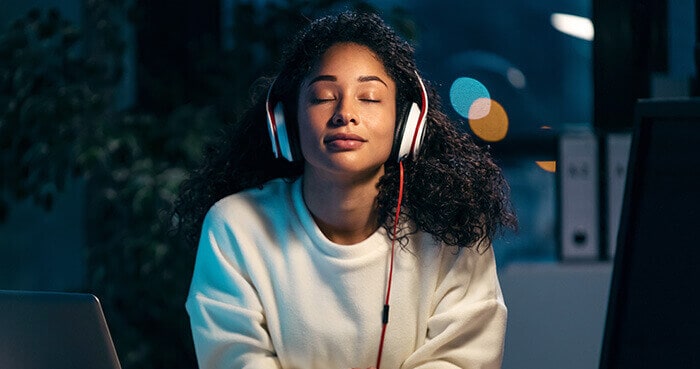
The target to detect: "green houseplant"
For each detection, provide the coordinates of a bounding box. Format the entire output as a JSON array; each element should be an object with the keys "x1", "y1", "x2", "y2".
[{"x1": 0, "y1": 1, "x2": 414, "y2": 368}]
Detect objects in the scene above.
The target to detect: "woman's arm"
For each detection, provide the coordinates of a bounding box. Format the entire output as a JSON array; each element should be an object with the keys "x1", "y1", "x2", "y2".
[
  {"x1": 185, "y1": 207, "x2": 282, "y2": 369},
  {"x1": 401, "y1": 245, "x2": 507, "y2": 369}
]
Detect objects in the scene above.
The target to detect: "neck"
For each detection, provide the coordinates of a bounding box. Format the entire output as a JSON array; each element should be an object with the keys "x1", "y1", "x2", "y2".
[{"x1": 302, "y1": 166, "x2": 385, "y2": 245}]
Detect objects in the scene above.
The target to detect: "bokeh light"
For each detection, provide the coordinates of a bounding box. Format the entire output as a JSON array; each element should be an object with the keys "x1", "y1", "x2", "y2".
[
  {"x1": 536, "y1": 161, "x2": 557, "y2": 172},
  {"x1": 550, "y1": 13, "x2": 594, "y2": 41},
  {"x1": 535, "y1": 126, "x2": 556, "y2": 172},
  {"x1": 468, "y1": 99, "x2": 509, "y2": 142},
  {"x1": 450, "y1": 77, "x2": 490, "y2": 119},
  {"x1": 506, "y1": 67, "x2": 526, "y2": 89},
  {"x1": 468, "y1": 97, "x2": 492, "y2": 120}
]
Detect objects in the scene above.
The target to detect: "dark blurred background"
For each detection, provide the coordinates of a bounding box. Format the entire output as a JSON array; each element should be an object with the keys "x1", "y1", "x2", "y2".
[{"x1": 0, "y1": 0, "x2": 696, "y2": 368}]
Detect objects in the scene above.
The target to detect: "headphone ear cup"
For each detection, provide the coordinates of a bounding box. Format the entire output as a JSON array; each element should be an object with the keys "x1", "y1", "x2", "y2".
[
  {"x1": 392, "y1": 71, "x2": 430, "y2": 162},
  {"x1": 395, "y1": 102, "x2": 427, "y2": 161},
  {"x1": 265, "y1": 78, "x2": 301, "y2": 162},
  {"x1": 392, "y1": 102, "x2": 412, "y2": 162},
  {"x1": 266, "y1": 86, "x2": 282, "y2": 159},
  {"x1": 266, "y1": 98, "x2": 299, "y2": 162},
  {"x1": 274, "y1": 103, "x2": 296, "y2": 161}
]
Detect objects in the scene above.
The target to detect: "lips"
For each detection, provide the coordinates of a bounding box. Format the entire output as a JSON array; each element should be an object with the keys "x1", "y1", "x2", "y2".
[{"x1": 323, "y1": 132, "x2": 367, "y2": 151}]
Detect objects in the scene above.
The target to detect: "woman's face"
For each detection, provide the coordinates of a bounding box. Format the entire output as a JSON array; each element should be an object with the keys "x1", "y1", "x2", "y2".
[{"x1": 297, "y1": 42, "x2": 397, "y2": 180}]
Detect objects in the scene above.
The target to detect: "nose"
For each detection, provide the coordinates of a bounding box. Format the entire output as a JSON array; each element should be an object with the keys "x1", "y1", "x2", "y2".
[{"x1": 331, "y1": 98, "x2": 357, "y2": 126}]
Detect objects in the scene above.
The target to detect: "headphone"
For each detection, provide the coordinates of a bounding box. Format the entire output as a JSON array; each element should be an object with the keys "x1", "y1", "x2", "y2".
[{"x1": 265, "y1": 71, "x2": 429, "y2": 163}]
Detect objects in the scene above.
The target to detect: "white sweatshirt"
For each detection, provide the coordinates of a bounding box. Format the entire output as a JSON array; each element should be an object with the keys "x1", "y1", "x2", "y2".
[{"x1": 186, "y1": 177, "x2": 507, "y2": 369}]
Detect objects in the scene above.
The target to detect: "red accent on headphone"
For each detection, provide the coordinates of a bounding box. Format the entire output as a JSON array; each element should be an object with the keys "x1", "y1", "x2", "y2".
[
  {"x1": 409, "y1": 77, "x2": 429, "y2": 157},
  {"x1": 267, "y1": 100, "x2": 282, "y2": 157}
]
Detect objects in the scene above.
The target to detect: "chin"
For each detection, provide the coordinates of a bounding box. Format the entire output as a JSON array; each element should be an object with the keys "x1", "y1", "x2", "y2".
[{"x1": 306, "y1": 157, "x2": 387, "y2": 180}]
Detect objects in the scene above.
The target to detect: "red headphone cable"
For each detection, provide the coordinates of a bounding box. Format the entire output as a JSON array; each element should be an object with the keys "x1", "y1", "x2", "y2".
[{"x1": 375, "y1": 160, "x2": 404, "y2": 369}]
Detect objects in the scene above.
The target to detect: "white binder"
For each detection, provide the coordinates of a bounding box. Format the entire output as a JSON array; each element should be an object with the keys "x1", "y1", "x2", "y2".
[{"x1": 558, "y1": 130, "x2": 599, "y2": 260}]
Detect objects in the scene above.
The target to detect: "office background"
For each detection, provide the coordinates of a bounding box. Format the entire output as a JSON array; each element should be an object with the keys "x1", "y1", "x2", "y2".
[{"x1": 0, "y1": 0, "x2": 696, "y2": 368}]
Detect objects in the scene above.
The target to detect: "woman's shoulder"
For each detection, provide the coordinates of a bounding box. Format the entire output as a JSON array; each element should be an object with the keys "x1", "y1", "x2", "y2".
[
  {"x1": 208, "y1": 177, "x2": 299, "y2": 221},
  {"x1": 407, "y1": 232, "x2": 493, "y2": 265}
]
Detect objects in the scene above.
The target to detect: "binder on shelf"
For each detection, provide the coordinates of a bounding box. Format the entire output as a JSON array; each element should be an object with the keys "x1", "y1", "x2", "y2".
[
  {"x1": 605, "y1": 133, "x2": 632, "y2": 260},
  {"x1": 558, "y1": 130, "x2": 600, "y2": 261}
]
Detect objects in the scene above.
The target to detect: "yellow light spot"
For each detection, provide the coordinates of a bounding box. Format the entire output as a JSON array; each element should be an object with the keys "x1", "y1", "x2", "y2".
[
  {"x1": 536, "y1": 161, "x2": 557, "y2": 172},
  {"x1": 468, "y1": 98, "x2": 508, "y2": 142}
]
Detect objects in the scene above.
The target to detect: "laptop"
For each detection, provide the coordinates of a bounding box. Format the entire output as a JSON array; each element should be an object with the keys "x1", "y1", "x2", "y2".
[
  {"x1": 598, "y1": 98, "x2": 700, "y2": 368},
  {"x1": 0, "y1": 289, "x2": 122, "y2": 369}
]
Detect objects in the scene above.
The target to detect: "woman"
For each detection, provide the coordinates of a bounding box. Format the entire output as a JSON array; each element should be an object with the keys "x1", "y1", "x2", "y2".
[{"x1": 177, "y1": 11, "x2": 517, "y2": 369}]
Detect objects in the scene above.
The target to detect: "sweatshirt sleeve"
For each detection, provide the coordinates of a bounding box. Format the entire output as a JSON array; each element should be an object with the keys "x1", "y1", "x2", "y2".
[
  {"x1": 185, "y1": 206, "x2": 282, "y2": 369},
  {"x1": 401, "y1": 244, "x2": 508, "y2": 369}
]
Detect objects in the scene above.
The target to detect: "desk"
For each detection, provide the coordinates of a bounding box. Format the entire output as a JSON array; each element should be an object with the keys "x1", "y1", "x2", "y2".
[{"x1": 500, "y1": 262, "x2": 613, "y2": 369}]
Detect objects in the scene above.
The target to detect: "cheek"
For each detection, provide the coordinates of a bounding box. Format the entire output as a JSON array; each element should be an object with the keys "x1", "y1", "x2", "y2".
[
  {"x1": 297, "y1": 104, "x2": 327, "y2": 132},
  {"x1": 296, "y1": 110, "x2": 323, "y2": 154},
  {"x1": 297, "y1": 126, "x2": 316, "y2": 151},
  {"x1": 377, "y1": 111, "x2": 397, "y2": 149},
  {"x1": 382, "y1": 126, "x2": 397, "y2": 155}
]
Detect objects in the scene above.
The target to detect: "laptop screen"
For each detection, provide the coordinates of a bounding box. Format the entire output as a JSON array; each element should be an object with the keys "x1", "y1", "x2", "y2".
[
  {"x1": 599, "y1": 98, "x2": 700, "y2": 368},
  {"x1": 0, "y1": 290, "x2": 122, "y2": 369}
]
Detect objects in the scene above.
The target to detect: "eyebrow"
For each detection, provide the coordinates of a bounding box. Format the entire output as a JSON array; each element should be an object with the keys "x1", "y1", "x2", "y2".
[{"x1": 306, "y1": 74, "x2": 388, "y2": 87}]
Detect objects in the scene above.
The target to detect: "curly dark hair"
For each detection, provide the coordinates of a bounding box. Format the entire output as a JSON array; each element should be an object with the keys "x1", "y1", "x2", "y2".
[{"x1": 175, "y1": 11, "x2": 517, "y2": 249}]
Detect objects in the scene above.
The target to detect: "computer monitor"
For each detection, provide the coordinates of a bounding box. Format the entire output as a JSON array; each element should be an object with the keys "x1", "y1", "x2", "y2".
[{"x1": 599, "y1": 98, "x2": 700, "y2": 368}]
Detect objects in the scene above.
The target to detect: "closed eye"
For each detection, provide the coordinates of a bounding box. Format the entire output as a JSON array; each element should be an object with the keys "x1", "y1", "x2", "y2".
[{"x1": 311, "y1": 97, "x2": 335, "y2": 104}]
